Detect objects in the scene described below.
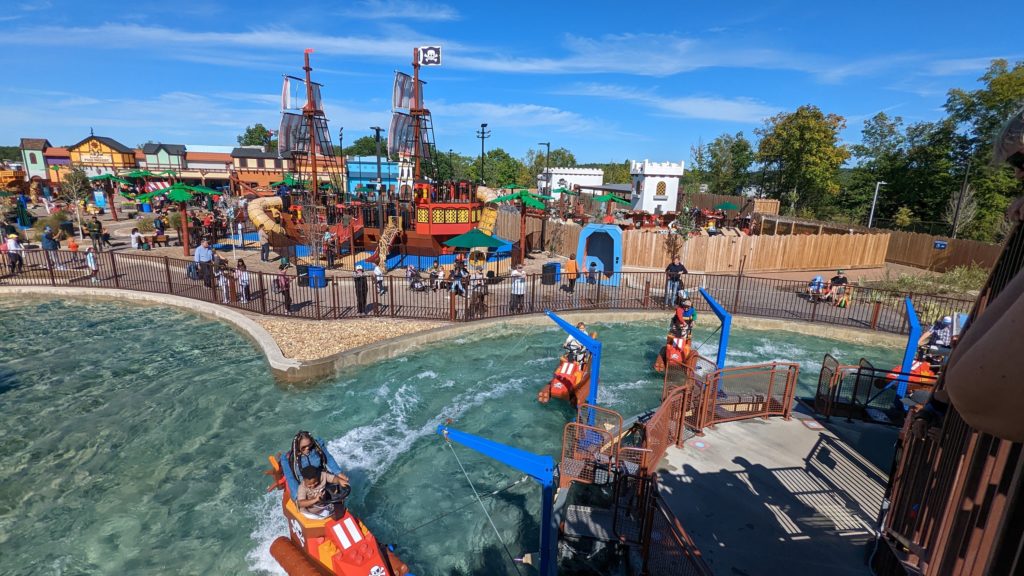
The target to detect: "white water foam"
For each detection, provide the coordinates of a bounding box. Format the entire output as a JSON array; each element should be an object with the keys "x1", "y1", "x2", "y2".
[
  {"x1": 416, "y1": 370, "x2": 437, "y2": 380},
  {"x1": 325, "y1": 376, "x2": 528, "y2": 485},
  {"x1": 246, "y1": 491, "x2": 290, "y2": 575},
  {"x1": 525, "y1": 356, "x2": 557, "y2": 366}
]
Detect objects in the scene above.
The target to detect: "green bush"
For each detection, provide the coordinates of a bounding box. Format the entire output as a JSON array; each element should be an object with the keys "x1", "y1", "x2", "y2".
[
  {"x1": 138, "y1": 217, "x2": 155, "y2": 233},
  {"x1": 31, "y1": 211, "x2": 71, "y2": 236},
  {"x1": 862, "y1": 264, "x2": 987, "y2": 298}
]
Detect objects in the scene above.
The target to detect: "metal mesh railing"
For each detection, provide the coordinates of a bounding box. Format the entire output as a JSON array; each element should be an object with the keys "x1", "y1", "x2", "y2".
[
  {"x1": 701, "y1": 362, "x2": 799, "y2": 427},
  {"x1": 559, "y1": 423, "x2": 617, "y2": 489}
]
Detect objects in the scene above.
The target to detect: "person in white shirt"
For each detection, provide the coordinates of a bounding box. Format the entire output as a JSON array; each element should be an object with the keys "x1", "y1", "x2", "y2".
[
  {"x1": 510, "y1": 264, "x2": 527, "y2": 313},
  {"x1": 6, "y1": 233, "x2": 24, "y2": 274}
]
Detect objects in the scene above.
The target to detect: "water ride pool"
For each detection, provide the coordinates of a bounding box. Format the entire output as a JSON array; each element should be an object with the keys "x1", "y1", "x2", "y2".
[{"x1": 0, "y1": 300, "x2": 902, "y2": 575}]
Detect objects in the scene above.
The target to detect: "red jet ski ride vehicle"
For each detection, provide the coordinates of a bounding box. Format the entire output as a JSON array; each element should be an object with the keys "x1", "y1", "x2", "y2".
[
  {"x1": 654, "y1": 332, "x2": 693, "y2": 373},
  {"x1": 265, "y1": 449, "x2": 412, "y2": 576},
  {"x1": 537, "y1": 331, "x2": 597, "y2": 406}
]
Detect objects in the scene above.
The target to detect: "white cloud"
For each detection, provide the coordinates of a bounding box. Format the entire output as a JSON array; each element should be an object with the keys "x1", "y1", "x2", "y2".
[
  {"x1": 0, "y1": 23, "x2": 464, "y2": 61},
  {"x1": 562, "y1": 83, "x2": 777, "y2": 124},
  {"x1": 430, "y1": 101, "x2": 599, "y2": 134},
  {"x1": 924, "y1": 57, "x2": 1006, "y2": 76},
  {"x1": 339, "y1": 0, "x2": 460, "y2": 21}
]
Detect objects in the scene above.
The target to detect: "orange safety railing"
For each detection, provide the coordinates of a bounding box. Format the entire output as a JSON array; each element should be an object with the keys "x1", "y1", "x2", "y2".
[
  {"x1": 559, "y1": 422, "x2": 617, "y2": 489},
  {"x1": 699, "y1": 362, "x2": 799, "y2": 428}
]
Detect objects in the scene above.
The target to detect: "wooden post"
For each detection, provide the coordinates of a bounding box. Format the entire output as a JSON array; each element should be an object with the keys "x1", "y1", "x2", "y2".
[
  {"x1": 870, "y1": 300, "x2": 882, "y2": 331},
  {"x1": 372, "y1": 279, "x2": 380, "y2": 316},
  {"x1": 530, "y1": 275, "x2": 537, "y2": 313},
  {"x1": 179, "y1": 202, "x2": 192, "y2": 257},
  {"x1": 388, "y1": 275, "x2": 395, "y2": 316},
  {"x1": 449, "y1": 291, "x2": 457, "y2": 321},
  {"x1": 109, "y1": 252, "x2": 121, "y2": 288},
  {"x1": 258, "y1": 272, "x2": 268, "y2": 314},
  {"x1": 773, "y1": 218, "x2": 779, "y2": 236},
  {"x1": 790, "y1": 221, "x2": 796, "y2": 235},
  {"x1": 314, "y1": 282, "x2": 322, "y2": 319},
  {"x1": 732, "y1": 256, "x2": 744, "y2": 313},
  {"x1": 642, "y1": 279, "x2": 651, "y2": 307},
  {"x1": 163, "y1": 256, "x2": 173, "y2": 293},
  {"x1": 106, "y1": 182, "x2": 119, "y2": 222}
]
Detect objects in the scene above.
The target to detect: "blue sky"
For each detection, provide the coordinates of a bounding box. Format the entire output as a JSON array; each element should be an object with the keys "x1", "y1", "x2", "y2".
[{"x1": 0, "y1": 0, "x2": 1017, "y2": 164}]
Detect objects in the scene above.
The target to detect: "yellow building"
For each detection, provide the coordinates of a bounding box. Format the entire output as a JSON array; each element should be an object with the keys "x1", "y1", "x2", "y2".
[{"x1": 68, "y1": 135, "x2": 137, "y2": 176}]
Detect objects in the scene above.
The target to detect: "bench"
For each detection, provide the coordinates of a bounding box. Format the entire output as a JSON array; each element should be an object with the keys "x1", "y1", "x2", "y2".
[{"x1": 147, "y1": 234, "x2": 170, "y2": 247}]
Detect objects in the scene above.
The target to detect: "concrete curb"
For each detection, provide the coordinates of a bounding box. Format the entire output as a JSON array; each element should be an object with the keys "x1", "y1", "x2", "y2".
[{"x1": 1, "y1": 288, "x2": 905, "y2": 383}]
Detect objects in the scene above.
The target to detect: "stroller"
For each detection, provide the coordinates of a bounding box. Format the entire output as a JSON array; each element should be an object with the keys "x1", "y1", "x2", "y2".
[{"x1": 407, "y1": 266, "x2": 428, "y2": 292}]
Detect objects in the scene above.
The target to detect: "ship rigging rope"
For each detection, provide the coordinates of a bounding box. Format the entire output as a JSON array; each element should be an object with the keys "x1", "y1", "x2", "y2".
[{"x1": 446, "y1": 441, "x2": 524, "y2": 576}]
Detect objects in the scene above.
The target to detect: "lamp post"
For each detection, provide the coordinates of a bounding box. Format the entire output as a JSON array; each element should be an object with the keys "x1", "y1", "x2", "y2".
[
  {"x1": 476, "y1": 123, "x2": 490, "y2": 185},
  {"x1": 338, "y1": 127, "x2": 345, "y2": 200},
  {"x1": 538, "y1": 141, "x2": 550, "y2": 193},
  {"x1": 371, "y1": 126, "x2": 385, "y2": 229},
  {"x1": 448, "y1": 148, "x2": 455, "y2": 181},
  {"x1": 537, "y1": 141, "x2": 551, "y2": 254},
  {"x1": 868, "y1": 181, "x2": 886, "y2": 228}
]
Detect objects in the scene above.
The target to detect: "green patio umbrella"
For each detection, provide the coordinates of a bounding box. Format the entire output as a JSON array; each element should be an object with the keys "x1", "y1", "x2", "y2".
[
  {"x1": 89, "y1": 174, "x2": 132, "y2": 186},
  {"x1": 123, "y1": 169, "x2": 157, "y2": 179},
  {"x1": 443, "y1": 228, "x2": 507, "y2": 249},
  {"x1": 270, "y1": 174, "x2": 308, "y2": 187},
  {"x1": 594, "y1": 193, "x2": 630, "y2": 205},
  {"x1": 156, "y1": 170, "x2": 178, "y2": 177},
  {"x1": 714, "y1": 201, "x2": 740, "y2": 211}
]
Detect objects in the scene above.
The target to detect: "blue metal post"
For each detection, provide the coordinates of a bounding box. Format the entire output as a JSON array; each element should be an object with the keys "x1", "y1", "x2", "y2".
[
  {"x1": 436, "y1": 425, "x2": 557, "y2": 576},
  {"x1": 698, "y1": 288, "x2": 732, "y2": 370},
  {"x1": 544, "y1": 310, "x2": 602, "y2": 407},
  {"x1": 898, "y1": 297, "x2": 922, "y2": 400}
]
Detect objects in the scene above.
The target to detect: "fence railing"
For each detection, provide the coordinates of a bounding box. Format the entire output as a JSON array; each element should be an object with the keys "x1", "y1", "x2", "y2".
[
  {"x1": 814, "y1": 355, "x2": 938, "y2": 423},
  {"x1": 0, "y1": 249, "x2": 973, "y2": 335}
]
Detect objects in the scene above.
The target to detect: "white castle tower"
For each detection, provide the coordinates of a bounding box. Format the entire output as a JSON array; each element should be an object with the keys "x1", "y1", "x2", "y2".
[{"x1": 630, "y1": 159, "x2": 684, "y2": 213}]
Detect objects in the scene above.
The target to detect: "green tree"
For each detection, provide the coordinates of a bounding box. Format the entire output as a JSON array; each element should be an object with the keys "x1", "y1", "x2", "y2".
[
  {"x1": 468, "y1": 148, "x2": 526, "y2": 187},
  {"x1": 579, "y1": 160, "x2": 631, "y2": 184},
  {"x1": 237, "y1": 123, "x2": 277, "y2": 151},
  {"x1": 0, "y1": 145, "x2": 20, "y2": 161},
  {"x1": 342, "y1": 135, "x2": 381, "y2": 157},
  {"x1": 706, "y1": 132, "x2": 755, "y2": 195},
  {"x1": 944, "y1": 59, "x2": 1024, "y2": 241},
  {"x1": 893, "y1": 206, "x2": 915, "y2": 229},
  {"x1": 682, "y1": 139, "x2": 709, "y2": 194},
  {"x1": 756, "y1": 105, "x2": 850, "y2": 215},
  {"x1": 524, "y1": 146, "x2": 577, "y2": 183},
  {"x1": 58, "y1": 168, "x2": 92, "y2": 239}
]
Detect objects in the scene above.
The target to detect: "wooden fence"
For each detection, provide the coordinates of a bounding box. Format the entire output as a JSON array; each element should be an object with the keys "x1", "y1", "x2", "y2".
[
  {"x1": 682, "y1": 192, "x2": 780, "y2": 215},
  {"x1": 495, "y1": 211, "x2": 890, "y2": 272},
  {"x1": 621, "y1": 230, "x2": 890, "y2": 272},
  {"x1": 884, "y1": 230, "x2": 1003, "y2": 272}
]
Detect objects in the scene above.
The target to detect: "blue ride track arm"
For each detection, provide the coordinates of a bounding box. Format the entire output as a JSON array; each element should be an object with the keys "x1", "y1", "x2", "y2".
[
  {"x1": 544, "y1": 310, "x2": 603, "y2": 407},
  {"x1": 435, "y1": 425, "x2": 555, "y2": 487},
  {"x1": 698, "y1": 288, "x2": 732, "y2": 370},
  {"x1": 898, "y1": 297, "x2": 922, "y2": 401}
]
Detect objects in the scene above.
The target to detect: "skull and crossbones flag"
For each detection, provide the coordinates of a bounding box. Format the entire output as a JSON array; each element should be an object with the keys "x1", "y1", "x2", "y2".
[{"x1": 418, "y1": 46, "x2": 442, "y2": 66}]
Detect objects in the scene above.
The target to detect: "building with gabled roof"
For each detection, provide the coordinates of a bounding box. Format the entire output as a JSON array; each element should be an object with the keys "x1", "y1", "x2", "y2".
[{"x1": 19, "y1": 138, "x2": 52, "y2": 181}]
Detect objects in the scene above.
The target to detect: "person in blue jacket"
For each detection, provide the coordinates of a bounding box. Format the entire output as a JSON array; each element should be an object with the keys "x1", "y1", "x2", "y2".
[{"x1": 283, "y1": 430, "x2": 348, "y2": 499}]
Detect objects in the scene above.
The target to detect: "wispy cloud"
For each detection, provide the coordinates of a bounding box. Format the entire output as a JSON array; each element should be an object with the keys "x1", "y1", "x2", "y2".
[
  {"x1": 339, "y1": 0, "x2": 460, "y2": 21},
  {"x1": 561, "y1": 83, "x2": 777, "y2": 124},
  {"x1": 19, "y1": 0, "x2": 52, "y2": 11},
  {"x1": 431, "y1": 101, "x2": 599, "y2": 134},
  {"x1": 0, "y1": 23, "x2": 464, "y2": 61},
  {"x1": 924, "y1": 56, "x2": 1006, "y2": 76}
]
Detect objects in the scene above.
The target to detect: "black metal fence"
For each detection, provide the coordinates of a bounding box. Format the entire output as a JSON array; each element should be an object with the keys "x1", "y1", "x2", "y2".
[{"x1": 1, "y1": 248, "x2": 972, "y2": 334}]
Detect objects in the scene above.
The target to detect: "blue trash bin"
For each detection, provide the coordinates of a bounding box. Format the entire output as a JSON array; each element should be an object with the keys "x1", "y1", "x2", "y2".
[
  {"x1": 307, "y1": 265, "x2": 326, "y2": 289},
  {"x1": 141, "y1": 203, "x2": 153, "y2": 213}
]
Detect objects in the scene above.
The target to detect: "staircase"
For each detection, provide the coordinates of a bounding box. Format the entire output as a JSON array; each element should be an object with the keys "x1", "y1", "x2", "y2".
[{"x1": 368, "y1": 216, "x2": 402, "y2": 270}]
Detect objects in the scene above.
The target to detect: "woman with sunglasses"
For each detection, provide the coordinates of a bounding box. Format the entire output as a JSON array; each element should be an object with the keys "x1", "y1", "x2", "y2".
[{"x1": 286, "y1": 431, "x2": 348, "y2": 493}]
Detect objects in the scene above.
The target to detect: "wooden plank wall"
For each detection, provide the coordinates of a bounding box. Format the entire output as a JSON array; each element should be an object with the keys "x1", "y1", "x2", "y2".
[
  {"x1": 495, "y1": 211, "x2": 889, "y2": 271},
  {"x1": 681, "y1": 193, "x2": 780, "y2": 216},
  {"x1": 621, "y1": 231, "x2": 890, "y2": 272},
  {"x1": 885, "y1": 230, "x2": 1002, "y2": 272}
]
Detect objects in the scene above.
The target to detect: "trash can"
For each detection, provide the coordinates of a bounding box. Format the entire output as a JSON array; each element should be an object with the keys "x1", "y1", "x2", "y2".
[
  {"x1": 296, "y1": 264, "x2": 310, "y2": 287},
  {"x1": 140, "y1": 203, "x2": 153, "y2": 213},
  {"x1": 307, "y1": 265, "x2": 326, "y2": 289},
  {"x1": 541, "y1": 262, "x2": 560, "y2": 285}
]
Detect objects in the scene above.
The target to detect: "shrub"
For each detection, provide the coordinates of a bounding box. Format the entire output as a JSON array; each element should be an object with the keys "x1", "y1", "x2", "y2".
[{"x1": 137, "y1": 217, "x2": 155, "y2": 233}]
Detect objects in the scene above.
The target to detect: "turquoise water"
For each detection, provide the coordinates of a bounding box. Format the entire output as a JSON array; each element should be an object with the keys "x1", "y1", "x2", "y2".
[{"x1": 0, "y1": 300, "x2": 902, "y2": 575}]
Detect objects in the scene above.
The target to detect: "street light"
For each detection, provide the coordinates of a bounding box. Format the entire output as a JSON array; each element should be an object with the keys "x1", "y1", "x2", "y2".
[
  {"x1": 338, "y1": 127, "x2": 345, "y2": 199},
  {"x1": 371, "y1": 126, "x2": 385, "y2": 228},
  {"x1": 538, "y1": 141, "x2": 550, "y2": 193},
  {"x1": 868, "y1": 181, "x2": 886, "y2": 228},
  {"x1": 448, "y1": 148, "x2": 455, "y2": 180},
  {"x1": 477, "y1": 123, "x2": 490, "y2": 185}
]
